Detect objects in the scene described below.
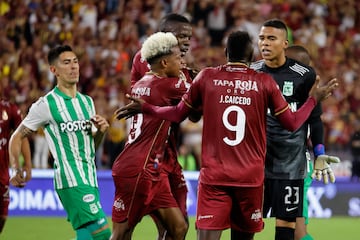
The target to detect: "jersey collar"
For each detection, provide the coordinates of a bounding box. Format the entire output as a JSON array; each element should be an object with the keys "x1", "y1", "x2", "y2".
[{"x1": 54, "y1": 86, "x2": 79, "y2": 100}]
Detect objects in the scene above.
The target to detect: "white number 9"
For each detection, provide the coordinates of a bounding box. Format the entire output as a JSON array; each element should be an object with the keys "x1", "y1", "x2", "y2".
[{"x1": 222, "y1": 105, "x2": 246, "y2": 146}]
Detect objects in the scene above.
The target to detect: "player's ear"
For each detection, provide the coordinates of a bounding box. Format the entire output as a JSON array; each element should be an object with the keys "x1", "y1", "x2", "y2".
[
  {"x1": 160, "y1": 58, "x2": 167, "y2": 68},
  {"x1": 49, "y1": 65, "x2": 56, "y2": 75},
  {"x1": 284, "y1": 39, "x2": 289, "y2": 49}
]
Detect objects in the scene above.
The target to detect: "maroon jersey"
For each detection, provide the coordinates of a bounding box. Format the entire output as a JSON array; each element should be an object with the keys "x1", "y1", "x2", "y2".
[
  {"x1": 182, "y1": 64, "x2": 288, "y2": 187},
  {"x1": 130, "y1": 49, "x2": 192, "y2": 174},
  {"x1": 112, "y1": 74, "x2": 188, "y2": 178},
  {"x1": 0, "y1": 100, "x2": 22, "y2": 185}
]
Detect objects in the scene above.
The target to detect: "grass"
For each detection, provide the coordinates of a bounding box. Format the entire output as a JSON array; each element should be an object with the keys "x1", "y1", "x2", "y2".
[{"x1": 1, "y1": 216, "x2": 358, "y2": 239}]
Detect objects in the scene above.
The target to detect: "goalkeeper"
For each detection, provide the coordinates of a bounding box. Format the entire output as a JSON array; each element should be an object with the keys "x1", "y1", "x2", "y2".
[{"x1": 249, "y1": 19, "x2": 341, "y2": 240}]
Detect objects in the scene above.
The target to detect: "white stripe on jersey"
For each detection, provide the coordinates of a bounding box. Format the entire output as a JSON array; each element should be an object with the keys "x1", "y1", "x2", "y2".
[{"x1": 289, "y1": 63, "x2": 310, "y2": 76}]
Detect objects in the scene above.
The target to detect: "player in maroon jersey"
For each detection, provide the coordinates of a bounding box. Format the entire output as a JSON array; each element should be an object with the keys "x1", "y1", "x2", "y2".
[
  {"x1": 130, "y1": 13, "x2": 197, "y2": 239},
  {"x1": 111, "y1": 32, "x2": 188, "y2": 240},
  {"x1": 115, "y1": 31, "x2": 338, "y2": 240},
  {"x1": 0, "y1": 81, "x2": 31, "y2": 234},
  {"x1": 130, "y1": 13, "x2": 194, "y2": 88}
]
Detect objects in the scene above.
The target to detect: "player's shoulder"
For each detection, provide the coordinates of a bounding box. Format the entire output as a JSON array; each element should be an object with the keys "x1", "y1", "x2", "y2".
[
  {"x1": 136, "y1": 49, "x2": 148, "y2": 64},
  {"x1": 247, "y1": 61, "x2": 273, "y2": 80},
  {"x1": 286, "y1": 58, "x2": 315, "y2": 76},
  {"x1": 250, "y1": 59, "x2": 265, "y2": 71},
  {"x1": 76, "y1": 91, "x2": 91, "y2": 99}
]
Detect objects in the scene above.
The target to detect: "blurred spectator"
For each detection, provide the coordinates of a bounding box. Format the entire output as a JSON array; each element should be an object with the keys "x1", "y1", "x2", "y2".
[
  {"x1": 32, "y1": 128, "x2": 49, "y2": 169},
  {"x1": 178, "y1": 145, "x2": 198, "y2": 171},
  {"x1": 206, "y1": 0, "x2": 226, "y2": 46},
  {"x1": 180, "y1": 118, "x2": 203, "y2": 169},
  {"x1": 105, "y1": 116, "x2": 127, "y2": 169}
]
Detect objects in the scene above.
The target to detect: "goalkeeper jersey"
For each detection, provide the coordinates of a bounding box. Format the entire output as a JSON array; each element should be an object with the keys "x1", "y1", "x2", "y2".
[
  {"x1": 251, "y1": 58, "x2": 321, "y2": 180},
  {"x1": 22, "y1": 87, "x2": 98, "y2": 189}
]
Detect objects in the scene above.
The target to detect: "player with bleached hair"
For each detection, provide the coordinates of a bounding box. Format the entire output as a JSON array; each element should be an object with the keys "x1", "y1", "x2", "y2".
[
  {"x1": 141, "y1": 32, "x2": 179, "y2": 61},
  {"x1": 111, "y1": 32, "x2": 188, "y2": 240}
]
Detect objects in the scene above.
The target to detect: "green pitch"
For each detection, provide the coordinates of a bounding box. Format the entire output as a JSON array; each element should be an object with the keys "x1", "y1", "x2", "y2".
[{"x1": 2, "y1": 216, "x2": 358, "y2": 239}]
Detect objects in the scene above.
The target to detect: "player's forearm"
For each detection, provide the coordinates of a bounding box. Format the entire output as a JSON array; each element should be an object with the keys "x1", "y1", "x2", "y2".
[
  {"x1": 21, "y1": 138, "x2": 32, "y2": 168},
  {"x1": 310, "y1": 118, "x2": 324, "y2": 146},
  {"x1": 277, "y1": 96, "x2": 317, "y2": 131},
  {"x1": 9, "y1": 131, "x2": 24, "y2": 171},
  {"x1": 142, "y1": 100, "x2": 190, "y2": 123}
]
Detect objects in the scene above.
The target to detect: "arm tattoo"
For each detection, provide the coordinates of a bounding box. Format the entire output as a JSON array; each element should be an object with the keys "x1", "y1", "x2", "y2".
[{"x1": 19, "y1": 125, "x2": 34, "y2": 138}]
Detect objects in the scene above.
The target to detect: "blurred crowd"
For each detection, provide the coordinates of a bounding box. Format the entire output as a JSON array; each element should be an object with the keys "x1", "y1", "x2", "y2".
[{"x1": 1, "y1": 0, "x2": 360, "y2": 173}]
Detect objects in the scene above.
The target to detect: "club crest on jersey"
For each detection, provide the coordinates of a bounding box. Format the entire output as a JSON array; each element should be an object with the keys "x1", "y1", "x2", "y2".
[{"x1": 282, "y1": 81, "x2": 293, "y2": 96}]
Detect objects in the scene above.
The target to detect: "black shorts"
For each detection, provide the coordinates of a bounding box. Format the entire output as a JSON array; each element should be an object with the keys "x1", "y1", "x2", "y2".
[{"x1": 263, "y1": 179, "x2": 304, "y2": 220}]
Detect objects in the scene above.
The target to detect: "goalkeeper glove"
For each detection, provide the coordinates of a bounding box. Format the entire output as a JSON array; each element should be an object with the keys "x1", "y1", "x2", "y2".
[{"x1": 311, "y1": 144, "x2": 341, "y2": 184}]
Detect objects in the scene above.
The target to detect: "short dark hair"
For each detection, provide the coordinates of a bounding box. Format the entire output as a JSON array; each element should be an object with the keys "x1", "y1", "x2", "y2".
[
  {"x1": 262, "y1": 19, "x2": 288, "y2": 37},
  {"x1": 47, "y1": 45, "x2": 73, "y2": 64},
  {"x1": 227, "y1": 31, "x2": 253, "y2": 63},
  {"x1": 158, "y1": 13, "x2": 190, "y2": 32},
  {"x1": 286, "y1": 45, "x2": 311, "y2": 65}
]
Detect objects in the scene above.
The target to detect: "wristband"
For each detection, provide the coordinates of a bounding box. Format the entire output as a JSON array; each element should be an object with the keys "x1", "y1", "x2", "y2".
[{"x1": 314, "y1": 144, "x2": 325, "y2": 157}]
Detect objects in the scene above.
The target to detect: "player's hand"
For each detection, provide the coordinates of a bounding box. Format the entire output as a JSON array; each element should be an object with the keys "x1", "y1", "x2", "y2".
[
  {"x1": 309, "y1": 76, "x2": 338, "y2": 102},
  {"x1": 311, "y1": 155, "x2": 341, "y2": 184},
  {"x1": 115, "y1": 94, "x2": 145, "y2": 120},
  {"x1": 188, "y1": 109, "x2": 202, "y2": 123},
  {"x1": 10, "y1": 169, "x2": 27, "y2": 188},
  {"x1": 91, "y1": 115, "x2": 109, "y2": 133}
]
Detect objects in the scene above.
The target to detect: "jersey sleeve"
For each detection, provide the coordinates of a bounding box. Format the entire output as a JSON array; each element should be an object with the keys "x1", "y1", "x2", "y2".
[{"x1": 22, "y1": 97, "x2": 51, "y2": 131}]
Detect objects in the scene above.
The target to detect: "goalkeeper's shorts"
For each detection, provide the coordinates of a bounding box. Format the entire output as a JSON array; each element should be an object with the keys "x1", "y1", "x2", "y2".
[{"x1": 263, "y1": 179, "x2": 304, "y2": 220}]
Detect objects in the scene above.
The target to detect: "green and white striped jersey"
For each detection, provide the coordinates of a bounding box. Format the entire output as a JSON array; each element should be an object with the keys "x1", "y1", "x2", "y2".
[{"x1": 23, "y1": 87, "x2": 98, "y2": 189}]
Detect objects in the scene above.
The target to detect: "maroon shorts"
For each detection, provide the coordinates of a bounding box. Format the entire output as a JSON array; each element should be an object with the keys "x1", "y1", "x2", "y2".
[
  {"x1": 196, "y1": 182, "x2": 264, "y2": 233},
  {"x1": 0, "y1": 184, "x2": 10, "y2": 216},
  {"x1": 112, "y1": 171, "x2": 178, "y2": 228}
]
